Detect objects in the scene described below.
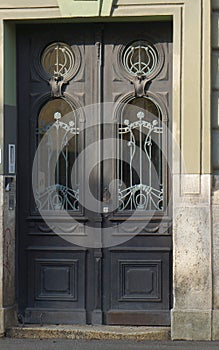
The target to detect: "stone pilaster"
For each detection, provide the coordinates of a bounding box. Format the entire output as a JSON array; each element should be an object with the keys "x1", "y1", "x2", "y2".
[
  {"x1": 212, "y1": 175, "x2": 219, "y2": 340},
  {"x1": 171, "y1": 174, "x2": 212, "y2": 340}
]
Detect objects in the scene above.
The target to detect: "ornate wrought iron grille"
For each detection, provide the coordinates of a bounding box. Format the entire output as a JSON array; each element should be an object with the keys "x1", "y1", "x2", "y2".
[
  {"x1": 122, "y1": 40, "x2": 158, "y2": 78},
  {"x1": 118, "y1": 97, "x2": 163, "y2": 211},
  {"x1": 41, "y1": 42, "x2": 75, "y2": 80},
  {"x1": 35, "y1": 99, "x2": 80, "y2": 211}
]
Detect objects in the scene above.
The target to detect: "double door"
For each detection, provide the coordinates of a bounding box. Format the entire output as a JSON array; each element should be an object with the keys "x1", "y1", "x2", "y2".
[{"x1": 17, "y1": 22, "x2": 172, "y2": 325}]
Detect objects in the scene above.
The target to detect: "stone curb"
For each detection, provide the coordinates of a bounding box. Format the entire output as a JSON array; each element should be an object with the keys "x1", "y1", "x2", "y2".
[{"x1": 6, "y1": 325, "x2": 170, "y2": 341}]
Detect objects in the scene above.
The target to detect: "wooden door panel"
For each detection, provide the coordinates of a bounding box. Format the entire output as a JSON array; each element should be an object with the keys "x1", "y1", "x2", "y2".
[
  {"x1": 17, "y1": 23, "x2": 99, "y2": 324},
  {"x1": 102, "y1": 22, "x2": 172, "y2": 325},
  {"x1": 17, "y1": 22, "x2": 172, "y2": 326},
  {"x1": 103, "y1": 245, "x2": 171, "y2": 325},
  {"x1": 25, "y1": 248, "x2": 87, "y2": 324}
]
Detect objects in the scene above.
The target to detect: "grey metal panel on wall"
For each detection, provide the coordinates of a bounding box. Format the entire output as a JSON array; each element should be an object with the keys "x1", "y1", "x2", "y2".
[{"x1": 4, "y1": 105, "x2": 17, "y2": 175}]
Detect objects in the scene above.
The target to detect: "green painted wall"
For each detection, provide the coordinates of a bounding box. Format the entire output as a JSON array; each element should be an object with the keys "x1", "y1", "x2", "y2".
[
  {"x1": 4, "y1": 22, "x2": 17, "y2": 175},
  {"x1": 4, "y1": 22, "x2": 16, "y2": 107}
]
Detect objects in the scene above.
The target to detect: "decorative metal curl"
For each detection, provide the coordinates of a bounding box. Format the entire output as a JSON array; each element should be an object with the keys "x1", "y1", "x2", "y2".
[
  {"x1": 123, "y1": 41, "x2": 158, "y2": 78},
  {"x1": 118, "y1": 110, "x2": 163, "y2": 211},
  {"x1": 41, "y1": 42, "x2": 75, "y2": 97}
]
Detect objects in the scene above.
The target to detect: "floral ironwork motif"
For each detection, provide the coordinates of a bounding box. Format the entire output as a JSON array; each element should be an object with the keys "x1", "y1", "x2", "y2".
[
  {"x1": 35, "y1": 111, "x2": 80, "y2": 211},
  {"x1": 118, "y1": 110, "x2": 163, "y2": 211}
]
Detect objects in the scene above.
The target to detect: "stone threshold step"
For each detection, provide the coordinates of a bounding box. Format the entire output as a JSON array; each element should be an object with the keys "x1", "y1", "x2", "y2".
[{"x1": 6, "y1": 325, "x2": 170, "y2": 341}]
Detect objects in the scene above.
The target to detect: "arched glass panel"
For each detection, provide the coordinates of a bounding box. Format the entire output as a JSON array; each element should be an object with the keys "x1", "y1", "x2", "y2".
[
  {"x1": 35, "y1": 98, "x2": 80, "y2": 211},
  {"x1": 118, "y1": 97, "x2": 163, "y2": 212}
]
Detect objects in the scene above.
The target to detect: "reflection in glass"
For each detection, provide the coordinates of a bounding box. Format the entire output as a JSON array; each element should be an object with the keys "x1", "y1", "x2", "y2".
[
  {"x1": 35, "y1": 98, "x2": 80, "y2": 211},
  {"x1": 118, "y1": 97, "x2": 163, "y2": 211}
]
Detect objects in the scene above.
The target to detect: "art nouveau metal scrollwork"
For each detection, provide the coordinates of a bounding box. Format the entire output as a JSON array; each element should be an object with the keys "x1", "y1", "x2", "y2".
[
  {"x1": 36, "y1": 42, "x2": 81, "y2": 211},
  {"x1": 41, "y1": 42, "x2": 76, "y2": 97},
  {"x1": 121, "y1": 40, "x2": 161, "y2": 97},
  {"x1": 35, "y1": 106, "x2": 80, "y2": 211},
  {"x1": 123, "y1": 41, "x2": 158, "y2": 77},
  {"x1": 118, "y1": 103, "x2": 163, "y2": 212}
]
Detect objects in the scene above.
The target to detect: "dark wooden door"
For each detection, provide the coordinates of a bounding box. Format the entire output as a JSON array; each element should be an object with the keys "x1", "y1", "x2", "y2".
[{"x1": 17, "y1": 22, "x2": 172, "y2": 326}]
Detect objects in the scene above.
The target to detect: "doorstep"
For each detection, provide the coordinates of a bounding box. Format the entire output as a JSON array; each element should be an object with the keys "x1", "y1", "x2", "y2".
[{"x1": 6, "y1": 325, "x2": 170, "y2": 341}]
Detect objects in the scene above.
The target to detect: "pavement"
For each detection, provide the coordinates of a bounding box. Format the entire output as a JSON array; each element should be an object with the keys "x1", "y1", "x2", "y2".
[{"x1": 1, "y1": 339, "x2": 219, "y2": 350}]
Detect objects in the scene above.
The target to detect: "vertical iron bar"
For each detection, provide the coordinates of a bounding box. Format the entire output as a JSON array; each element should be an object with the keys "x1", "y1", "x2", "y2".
[
  {"x1": 121, "y1": 126, "x2": 123, "y2": 187},
  {"x1": 65, "y1": 135, "x2": 68, "y2": 210},
  {"x1": 55, "y1": 45, "x2": 59, "y2": 75},
  {"x1": 149, "y1": 134, "x2": 152, "y2": 210},
  {"x1": 138, "y1": 42, "x2": 141, "y2": 72},
  {"x1": 75, "y1": 115, "x2": 77, "y2": 189},
  {"x1": 158, "y1": 108, "x2": 162, "y2": 186},
  {"x1": 129, "y1": 131, "x2": 133, "y2": 210},
  {"x1": 37, "y1": 130, "x2": 40, "y2": 210},
  {"x1": 56, "y1": 123, "x2": 59, "y2": 185},
  {"x1": 48, "y1": 134, "x2": 51, "y2": 210},
  {"x1": 139, "y1": 118, "x2": 143, "y2": 207}
]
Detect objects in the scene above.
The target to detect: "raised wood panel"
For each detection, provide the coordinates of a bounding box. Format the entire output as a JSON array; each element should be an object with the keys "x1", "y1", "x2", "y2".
[
  {"x1": 212, "y1": 12, "x2": 219, "y2": 48},
  {"x1": 26, "y1": 249, "x2": 86, "y2": 318},
  {"x1": 35, "y1": 259, "x2": 78, "y2": 301},
  {"x1": 212, "y1": 91, "x2": 219, "y2": 129},
  {"x1": 212, "y1": 0, "x2": 219, "y2": 10},
  {"x1": 119, "y1": 260, "x2": 161, "y2": 301},
  {"x1": 212, "y1": 51, "x2": 219, "y2": 90},
  {"x1": 24, "y1": 308, "x2": 86, "y2": 324},
  {"x1": 104, "y1": 248, "x2": 171, "y2": 325},
  {"x1": 107, "y1": 249, "x2": 170, "y2": 310},
  {"x1": 106, "y1": 310, "x2": 170, "y2": 325}
]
